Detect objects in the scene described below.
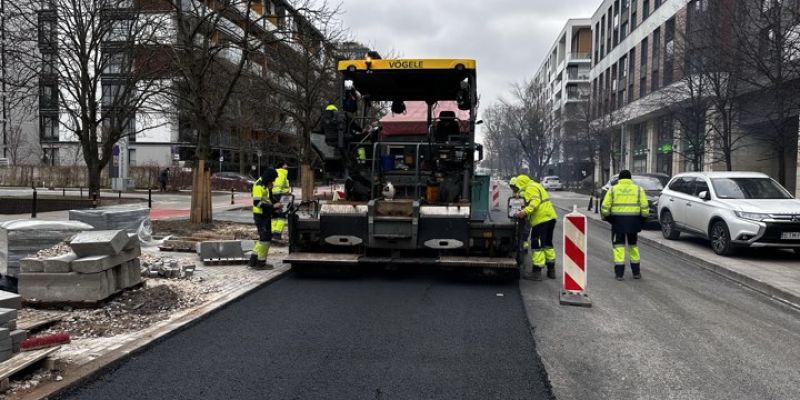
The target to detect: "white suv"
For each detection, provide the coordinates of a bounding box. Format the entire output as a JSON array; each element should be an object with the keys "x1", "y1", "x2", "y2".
[
  {"x1": 658, "y1": 171, "x2": 800, "y2": 255},
  {"x1": 541, "y1": 176, "x2": 563, "y2": 191}
]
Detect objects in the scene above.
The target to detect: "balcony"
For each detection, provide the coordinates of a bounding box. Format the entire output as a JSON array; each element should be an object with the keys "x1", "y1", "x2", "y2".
[
  {"x1": 568, "y1": 52, "x2": 592, "y2": 62},
  {"x1": 567, "y1": 70, "x2": 591, "y2": 81}
]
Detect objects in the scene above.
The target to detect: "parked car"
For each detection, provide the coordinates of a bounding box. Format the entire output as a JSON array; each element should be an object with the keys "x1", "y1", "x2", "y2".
[
  {"x1": 658, "y1": 171, "x2": 800, "y2": 256},
  {"x1": 211, "y1": 172, "x2": 255, "y2": 192},
  {"x1": 541, "y1": 176, "x2": 563, "y2": 191},
  {"x1": 597, "y1": 173, "x2": 670, "y2": 222}
]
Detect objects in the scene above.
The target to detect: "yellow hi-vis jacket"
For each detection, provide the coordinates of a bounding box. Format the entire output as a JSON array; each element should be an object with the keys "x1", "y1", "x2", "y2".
[
  {"x1": 274, "y1": 168, "x2": 290, "y2": 195},
  {"x1": 601, "y1": 179, "x2": 649, "y2": 218},
  {"x1": 514, "y1": 174, "x2": 557, "y2": 227},
  {"x1": 252, "y1": 178, "x2": 273, "y2": 215}
]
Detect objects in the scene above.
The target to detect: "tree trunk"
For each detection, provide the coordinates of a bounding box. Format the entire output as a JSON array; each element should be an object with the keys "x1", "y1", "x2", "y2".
[
  {"x1": 300, "y1": 163, "x2": 314, "y2": 202},
  {"x1": 87, "y1": 161, "x2": 102, "y2": 198},
  {"x1": 190, "y1": 159, "x2": 212, "y2": 224}
]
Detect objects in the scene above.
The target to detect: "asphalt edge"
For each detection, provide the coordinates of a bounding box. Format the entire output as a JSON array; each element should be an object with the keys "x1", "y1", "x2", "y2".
[
  {"x1": 554, "y1": 204, "x2": 800, "y2": 311},
  {"x1": 28, "y1": 266, "x2": 291, "y2": 400},
  {"x1": 514, "y1": 283, "x2": 558, "y2": 400}
]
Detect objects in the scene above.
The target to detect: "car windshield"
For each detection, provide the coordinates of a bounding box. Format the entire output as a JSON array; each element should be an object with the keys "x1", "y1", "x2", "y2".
[
  {"x1": 633, "y1": 176, "x2": 664, "y2": 191},
  {"x1": 711, "y1": 177, "x2": 791, "y2": 199}
]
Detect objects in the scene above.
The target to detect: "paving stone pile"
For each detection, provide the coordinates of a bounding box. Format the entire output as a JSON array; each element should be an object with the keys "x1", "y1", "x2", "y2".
[
  {"x1": 0, "y1": 291, "x2": 27, "y2": 362},
  {"x1": 18, "y1": 230, "x2": 143, "y2": 304},
  {"x1": 140, "y1": 255, "x2": 196, "y2": 279},
  {"x1": 0, "y1": 221, "x2": 94, "y2": 279}
]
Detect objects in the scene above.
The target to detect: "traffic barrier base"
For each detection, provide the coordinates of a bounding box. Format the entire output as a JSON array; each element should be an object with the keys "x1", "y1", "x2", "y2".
[{"x1": 559, "y1": 205, "x2": 592, "y2": 308}]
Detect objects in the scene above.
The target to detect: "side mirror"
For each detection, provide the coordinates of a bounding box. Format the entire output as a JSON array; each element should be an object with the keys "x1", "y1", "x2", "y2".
[{"x1": 699, "y1": 191, "x2": 710, "y2": 201}]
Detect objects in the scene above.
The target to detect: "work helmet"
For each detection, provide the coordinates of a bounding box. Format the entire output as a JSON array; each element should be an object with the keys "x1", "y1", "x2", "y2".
[{"x1": 325, "y1": 104, "x2": 338, "y2": 111}]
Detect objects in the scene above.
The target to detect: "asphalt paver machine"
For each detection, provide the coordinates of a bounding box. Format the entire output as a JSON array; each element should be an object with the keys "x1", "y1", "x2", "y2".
[{"x1": 285, "y1": 58, "x2": 520, "y2": 276}]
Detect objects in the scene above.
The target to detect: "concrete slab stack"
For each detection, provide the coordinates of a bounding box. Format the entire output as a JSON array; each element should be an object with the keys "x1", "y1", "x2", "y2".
[
  {"x1": 0, "y1": 291, "x2": 27, "y2": 361},
  {"x1": 18, "y1": 230, "x2": 143, "y2": 304},
  {"x1": 68, "y1": 208, "x2": 150, "y2": 233},
  {"x1": 0, "y1": 220, "x2": 94, "y2": 279}
]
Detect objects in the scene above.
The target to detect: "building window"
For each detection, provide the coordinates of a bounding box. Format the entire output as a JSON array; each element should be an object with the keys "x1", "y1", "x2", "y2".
[
  {"x1": 41, "y1": 51, "x2": 57, "y2": 75},
  {"x1": 631, "y1": 11, "x2": 638, "y2": 31},
  {"x1": 102, "y1": 83, "x2": 128, "y2": 108},
  {"x1": 42, "y1": 148, "x2": 59, "y2": 166},
  {"x1": 653, "y1": 28, "x2": 661, "y2": 65},
  {"x1": 655, "y1": 0, "x2": 662, "y2": 8},
  {"x1": 103, "y1": 52, "x2": 129, "y2": 75},
  {"x1": 621, "y1": 21, "x2": 628, "y2": 40},
  {"x1": 643, "y1": 0, "x2": 650, "y2": 19},
  {"x1": 38, "y1": 18, "x2": 56, "y2": 46},
  {"x1": 640, "y1": 76, "x2": 647, "y2": 97},
  {"x1": 40, "y1": 84, "x2": 58, "y2": 109},
  {"x1": 128, "y1": 149, "x2": 137, "y2": 167},
  {"x1": 40, "y1": 115, "x2": 59, "y2": 141},
  {"x1": 641, "y1": 38, "x2": 649, "y2": 66},
  {"x1": 664, "y1": 18, "x2": 676, "y2": 85},
  {"x1": 106, "y1": 19, "x2": 133, "y2": 42}
]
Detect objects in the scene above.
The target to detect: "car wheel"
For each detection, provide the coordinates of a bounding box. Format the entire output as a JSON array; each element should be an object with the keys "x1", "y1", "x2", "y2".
[
  {"x1": 710, "y1": 221, "x2": 736, "y2": 256},
  {"x1": 660, "y1": 210, "x2": 680, "y2": 240}
]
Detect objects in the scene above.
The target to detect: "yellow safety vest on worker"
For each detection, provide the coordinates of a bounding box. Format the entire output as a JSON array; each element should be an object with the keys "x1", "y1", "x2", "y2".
[
  {"x1": 600, "y1": 179, "x2": 649, "y2": 218},
  {"x1": 273, "y1": 168, "x2": 290, "y2": 195},
  {"x1": 252, "y1": 178, "x2": 272, "y2": 215},
  {"x1": 514, "y1": 174, "x2": 557, "y2": 226}
]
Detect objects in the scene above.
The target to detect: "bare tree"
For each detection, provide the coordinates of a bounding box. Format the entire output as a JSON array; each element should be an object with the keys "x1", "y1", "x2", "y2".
[
  {"x1": 259, "y1": 0, "x2": 345, "y2": 201},
  {"x1": 733, "y1": 0, "x2": 800, "y2": 185},
  {"x1": 482, "y1": 103, "x2": 524, "y2": 177},
  {"x1": 161, "y1": 0, "x2": 276, "y2": 223},
  {"x1": 3, "y1": 0, "x2": 171, "y2": 194},
  {"x1": 500, "y1": 78, "x2": 559, "y2": 180}
]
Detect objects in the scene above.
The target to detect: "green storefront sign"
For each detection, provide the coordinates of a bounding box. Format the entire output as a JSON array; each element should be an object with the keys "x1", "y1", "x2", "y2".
[{"x1": 657, "y1": 143, "x2": 673, "y2": 154}]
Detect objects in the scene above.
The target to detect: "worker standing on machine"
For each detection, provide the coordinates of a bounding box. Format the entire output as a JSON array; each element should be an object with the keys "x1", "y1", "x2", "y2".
[
  {"x1": 271, "y1": 162, "x2": 291, "y2": 240},
  {"x1": 250, "y1": 168, "x2": 282, "y2": 269},
  {"x1": 513, "y1": 174, "x2": 558, "y2": 280}
]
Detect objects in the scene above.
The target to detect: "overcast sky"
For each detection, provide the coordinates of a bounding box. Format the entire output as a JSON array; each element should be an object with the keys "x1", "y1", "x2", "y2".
[{"x1": 338, "y1": 0, "x2": 600, "y2": 110}]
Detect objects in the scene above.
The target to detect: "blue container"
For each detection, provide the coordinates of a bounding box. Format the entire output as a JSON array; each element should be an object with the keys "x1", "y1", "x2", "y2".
[{"x1": 380, "y1": 155, "x2": 394, "y2": 171}]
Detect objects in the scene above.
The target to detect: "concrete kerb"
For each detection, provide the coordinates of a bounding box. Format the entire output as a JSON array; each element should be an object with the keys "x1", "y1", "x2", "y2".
[
  {"x1": 552, "y1": 204, "x2": 800, "y2": 310},
  {"x1": 24, "y1": 266, "x2": 291, "y2": 400}
]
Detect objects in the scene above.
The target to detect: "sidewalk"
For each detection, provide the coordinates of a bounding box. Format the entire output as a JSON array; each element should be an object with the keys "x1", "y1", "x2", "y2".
[{"x1": 550, "y1": 191, "x2": 800, "y2": 308}]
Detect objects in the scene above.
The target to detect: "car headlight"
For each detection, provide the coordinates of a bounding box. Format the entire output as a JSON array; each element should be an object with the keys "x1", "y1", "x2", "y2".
[{"x1": 735, "y1": 211, "x2": 770, "y2": 221}]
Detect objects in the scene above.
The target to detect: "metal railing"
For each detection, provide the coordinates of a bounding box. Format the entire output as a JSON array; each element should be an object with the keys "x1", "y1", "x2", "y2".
[{"x1": 569, "y1": 52, "x2": 592, "y2": 61}]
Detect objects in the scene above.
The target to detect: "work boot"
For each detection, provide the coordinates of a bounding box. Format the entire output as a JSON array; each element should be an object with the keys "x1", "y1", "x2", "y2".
[
  {"x1": 614, "y1": 265, "x2": 625, "y2": 281},
  {"x1": 522, "y1": 267, "x2": 542, "y2": 281},
  {"x1": 272, "y1": 232, "x2": 282, "y2": 241},
  {"x1": 631, "y1": 263, "x2": 642, "y2": 279},
  {"x1": 546, "y1": 264, "x2": 556, "y2": 279},
  {"x1": 254, "y1": 260, "x2": 274, "y2": 270},
  {"x1": 248, "y1": 253, "x2": 258, "y2": 268}
]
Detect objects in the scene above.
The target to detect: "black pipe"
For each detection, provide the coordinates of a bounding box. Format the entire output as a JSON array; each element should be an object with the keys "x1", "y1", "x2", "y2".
[
  {"x1": 31, "y1": 189, "x2": 37, "y2": 218},
  {"x1": 231, "y1": 188, "x2": 235, "y2": 205},
  {"x1": 148, "y1": 188, "x2": 152, "y2": 208},
  {"x1": 79, "y1": 187, "x2": 83, "y2": 198},
  {"x1": 118, "y1": 190, "x2": 122, "y2": 199}
]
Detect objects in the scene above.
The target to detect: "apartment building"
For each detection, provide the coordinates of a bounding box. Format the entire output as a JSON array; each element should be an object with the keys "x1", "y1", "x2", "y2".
[
  {"x1": 589, "y1": 0, "x2": 800, "y2": 193},
  {"x1": 534, "y1": 19, "x2": 593, "y2": 180},
  {"x1": 35, "y1": 0, "x2": 317, "y2": 178}
]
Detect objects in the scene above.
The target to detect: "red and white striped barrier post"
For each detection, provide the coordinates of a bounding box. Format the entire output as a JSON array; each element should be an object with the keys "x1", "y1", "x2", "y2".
[
  {"x1": 491, "y1": 181, "x2": 501, "y2": 210},
  {"x1": 560, "y1": 205, "x2": 592, "y2": 307}
]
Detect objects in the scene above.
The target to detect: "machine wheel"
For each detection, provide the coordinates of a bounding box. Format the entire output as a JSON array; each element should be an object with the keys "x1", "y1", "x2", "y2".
[
  {"x1": 710, "y1": 221, "x2": 736, "y2": 256},
  {"x1": 660, "y1": 210, "x2": 680, "y2": 240}
]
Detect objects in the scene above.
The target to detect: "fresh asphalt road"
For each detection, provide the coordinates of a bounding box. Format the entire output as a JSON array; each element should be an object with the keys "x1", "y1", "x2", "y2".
[
  {"x1": 527, "y1": 192, "x2": 800, "y2": 400},
  {"x1": 57, "y1": 272, "x2": 555, "y2": 400}
]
